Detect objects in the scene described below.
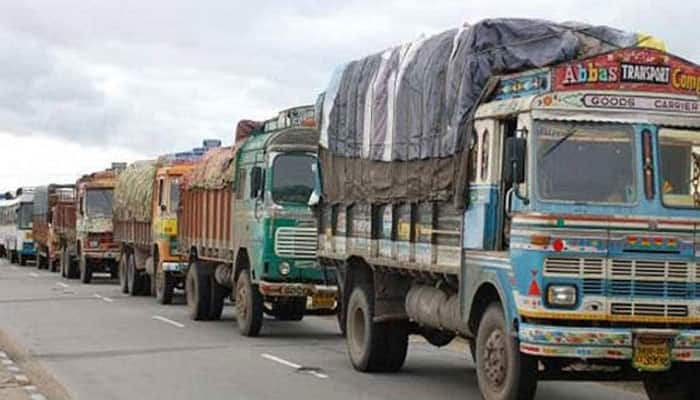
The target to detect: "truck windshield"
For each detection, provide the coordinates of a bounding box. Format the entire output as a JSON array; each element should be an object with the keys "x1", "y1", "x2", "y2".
[
  {"x1": 18, "y1": 203, "x2": 33, "y2": 229},
  {"x1": 86, "y1": 189, "x2": 113, "y2": 217},
  {"x1": 659, "y1": 128, "x2": 700, "y2": 208},
  {"x1": 535, "y1": 121, "x2": 637, "y2": 204},
  {"x1": 271, "y1": 154, "x2": 315, "y2": 204}
]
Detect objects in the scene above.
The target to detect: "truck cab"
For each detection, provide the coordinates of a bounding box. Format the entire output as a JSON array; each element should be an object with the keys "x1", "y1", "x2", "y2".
[
  {"x1": 75, "y1": 165, "x2": 123, "y2": 283},
  {"x1": 235, "y1": 106, "x2": 335, "y2": 301},
  {"x1": 467, "y1": 47, "x2": 700, "y2": 398},
  {"x1": 230, "y1": 106, "x2": 337, "y2": 333}
]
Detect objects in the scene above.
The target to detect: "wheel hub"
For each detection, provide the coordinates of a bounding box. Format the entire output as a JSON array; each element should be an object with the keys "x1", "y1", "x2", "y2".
[{"x1": 483, "y1": 329, "x2": 507, "y2": 388}]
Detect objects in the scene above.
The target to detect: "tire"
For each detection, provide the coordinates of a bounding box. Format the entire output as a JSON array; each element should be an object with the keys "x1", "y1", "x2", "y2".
[
  {"x1": 235, "y1": 269, "x2": 263, "y2": 337},
  {"x1": 36, "y1": 254, "x2": 44, "y2": 269},
  {"x1": 186, "y1": 262, "x2": 212, "y2": 320},
  {"x1": 79, "y1": 253, "x2": 92, "y2": 284},
  {"x1": 156, "y1": 270, "x2": 175, "y2": 305},
  {"x1": 644, "y1": 372, "x2": 697, "y2": 400},
  {"x1": 60, "y1": 248, "x2": 67, "y2": 278},
  {"x1": 127, "y1": 253, "x2": 142, "y2": 296},
  {"x1": 208, "y1": 276, "x2": 228, "y2": 320},
  {"x1": 67, "y1": 253, "x2": 79, "y2": 279},
  {"x1": 346, "y1": 284, "x2": 408, "y2": 373},
  {"x1": 18, "y1": 252, "x2": 26, "y2": 266},
  {"x1": 119, "y1": 255, "x2": 129, "y2": 294},
  {"x1": 475, "y1": 304, "x2": 537, "y2": 400}
]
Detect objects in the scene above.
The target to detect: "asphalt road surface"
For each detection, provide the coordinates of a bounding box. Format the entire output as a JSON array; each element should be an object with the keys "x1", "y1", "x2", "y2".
[{"x1": 0, "y1": 258, "x2": 646, "y2": 400}]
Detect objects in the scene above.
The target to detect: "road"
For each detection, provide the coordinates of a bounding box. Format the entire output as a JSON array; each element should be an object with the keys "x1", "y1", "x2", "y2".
[{"x1": 0, "y1": 258, "x2": 646, "y2": 400}]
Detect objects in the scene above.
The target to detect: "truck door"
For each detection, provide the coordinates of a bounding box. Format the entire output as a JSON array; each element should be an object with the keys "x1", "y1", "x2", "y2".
[{"x1": 497, "y1": 117, "x2": 519, "y2": 250}]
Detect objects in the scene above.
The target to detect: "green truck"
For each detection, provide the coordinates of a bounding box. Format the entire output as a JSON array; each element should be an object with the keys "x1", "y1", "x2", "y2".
[{"x1": 179, "y1": 106, "x2": 338, "y2": 336}]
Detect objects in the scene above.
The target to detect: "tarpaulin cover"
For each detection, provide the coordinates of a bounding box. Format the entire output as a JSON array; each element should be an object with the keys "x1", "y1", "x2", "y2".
[
  {"x1": 113, "y1": 161, "x2": 157, "y2": 223},
  {"x1": 318, "y1": 18, "x2": 641, "y2": 204},
  {"x1": 183, "y1": 146, "x2": 239, "y2": 190},
  {"x1": 33, "y1": 186, "x2": 49, "y2": 216},
  {"x1": 235, "y1": 120, "x2": 261, "y2": 144}
]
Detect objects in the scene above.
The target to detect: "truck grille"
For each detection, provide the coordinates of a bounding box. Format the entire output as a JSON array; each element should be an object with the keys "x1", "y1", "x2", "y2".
[
  {"x1": 274, "y1": 227, "x2": 317, "y2": 259},
  {"x1": 610, "y1": 302, "x2": 688, "y2": 318},
  {"x1": 543, "y1": 257, "x2": 695, "y2": 299},
  {"x1": 544, "y1": 257, "x2": 605, "y2": 277}
]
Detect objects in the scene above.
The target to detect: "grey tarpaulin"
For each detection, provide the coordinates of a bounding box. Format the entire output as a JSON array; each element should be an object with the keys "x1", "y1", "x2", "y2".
[{"x1": 318, "y1": 18, "x2": 640, "y2": 206}]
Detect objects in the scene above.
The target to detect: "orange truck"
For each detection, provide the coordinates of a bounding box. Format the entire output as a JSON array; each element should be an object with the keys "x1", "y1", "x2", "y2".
[
  {"x1": 63, "y1": 163, "x2": 125, "y2": 282},
  {"x1": 113, "y1": 142, "x2": 218, "y2": 303},
  {"x1": 33, "y1": 184, "x2": 76, "y2": 272}
]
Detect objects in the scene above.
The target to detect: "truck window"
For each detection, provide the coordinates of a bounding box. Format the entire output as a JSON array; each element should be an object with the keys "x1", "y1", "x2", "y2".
[
  {"x1": 535, "y1": 121, "x2": 637, "y2": 204},
  {"x1": 85, "y1": 189, "x2": 114, "y2": 217},
  {"x1": 271, "y1": 154, "x2": 315, "y2": 204},
  {"x1": 659, "y1": 128, "x2": 700, "y2": 207},
  {"x1": 158, "y1": 179, "x2": 164, "y2": 207},
  {"x1": 18, "y1": 203, "x2": 33, "y2": 229}
]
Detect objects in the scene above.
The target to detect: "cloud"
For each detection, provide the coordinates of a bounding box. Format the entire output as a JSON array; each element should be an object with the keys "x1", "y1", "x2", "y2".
[{"x1": 0, "y1": 0, "x2": 697, "y2": 192}]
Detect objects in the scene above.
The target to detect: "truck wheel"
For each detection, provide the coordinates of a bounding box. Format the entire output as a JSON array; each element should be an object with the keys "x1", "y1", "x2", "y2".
[
  {"x1": 346, "y1": 284, "x2": 408, "y2": 372},
  {"x1": 156, "y1": 270, "x2": 175, "y2": 305},
  {"x1": 68, "y1": 254, "x2": 79, "y2": 279},
  {"x1": 644, "y1": 373, "x2": 694, "y2": 400},
  {"x1": 127, "y1": 253, "x2": 142, "y2": 296},
  {"x1": 79, "y1": 254, "x2": 92, "y2": 284},
  {"x1": 60, "y1": 248, "x2": 67, "y2": 278},
  {"x1": 475, "y1": 304, "x2": 537, "y2": 400},
  {"x1": 235, "y1": 270, "x2": 263, "y2": 337},
  {"x1": 186, "y1": 262, "x2": 212, "y2": 320},
  {"x1": 49, "y1": 250, "x2": 59, "y2": 273},
  {"x1": 18, "y1": 253, "x2": 26, "y2": 266},
  {"x1": 208, "y1": 276, "x2": 228, "y2": 320},
  {"x1": 119, "y1": 255, "x2": 129, "y2": 294}
]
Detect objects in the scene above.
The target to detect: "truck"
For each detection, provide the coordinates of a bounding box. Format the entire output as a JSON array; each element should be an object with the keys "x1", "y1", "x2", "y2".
[
  {"x1": 315, "y1": 19, "x2": 700, "y2": 400},
  {"x1": 66, "y1": 163, "x2": 125, "y2": 283},
  {"x1": 179, "y1": 107, "x2": 338, "y2": 336},
  {"x1": 0, "y1": 189, "x2": 35, "y2": 265},
  {"x1": 113, "y1": 141, "x2": 218, "y2": 303},
  {"x1": 55, "y1": 187, "x2": 78, "y2": 278},
  {"x1": 33, "y1": 184, "x2": 76, "y2": 272}
]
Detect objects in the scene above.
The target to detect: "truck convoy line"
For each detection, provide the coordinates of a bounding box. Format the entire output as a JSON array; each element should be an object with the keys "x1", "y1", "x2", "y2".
[{"x1": 0, "y1": 17, "x2": 699, "y2": 400}]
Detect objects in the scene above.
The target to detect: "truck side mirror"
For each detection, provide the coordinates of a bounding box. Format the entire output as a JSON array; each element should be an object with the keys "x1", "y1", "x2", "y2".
[
  {"x1": 160, "y1": 204, "x2": 167, "y2": 212},
  {"x1": 250, "y1": 166, "x2": 263, "y2": 198},
  {"x1": 505, "y1": 137, "x2": 526, "y2": 185}
]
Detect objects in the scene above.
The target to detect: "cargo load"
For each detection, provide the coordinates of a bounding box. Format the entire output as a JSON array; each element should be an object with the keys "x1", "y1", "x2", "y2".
[
  {"x1": 318, "y1": 18, "x2": 645, "y2": 205},
  {"x1": 183, "y1": 146, "x2": 237, "y2": 191},
  {"x1": 113, "y1": 161, "x2": 158, "y2": 224}
]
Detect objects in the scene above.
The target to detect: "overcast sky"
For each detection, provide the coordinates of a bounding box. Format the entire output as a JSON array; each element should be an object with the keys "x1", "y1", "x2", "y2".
[{"x1": 0, "y1": 0, "x2": 698, "y2": 193}]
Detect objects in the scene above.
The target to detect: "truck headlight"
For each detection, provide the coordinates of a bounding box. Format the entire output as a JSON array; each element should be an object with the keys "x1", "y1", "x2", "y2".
[
  {"x1": 279, "y1": 262, "x2": 291, "y2": 276},
  {"x1": 547, "y1": 285, "x2": 577, "y2": 307}
]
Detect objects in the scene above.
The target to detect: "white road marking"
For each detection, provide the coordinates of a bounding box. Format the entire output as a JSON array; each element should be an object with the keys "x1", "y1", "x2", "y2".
[
  {"x1": 152, "y1": 315, "x2": 185, "y2": 328},
  {"x1": 29, "y1": 272, "x2": 39, "y2": 278},
  {"x1": 93, "y1": 294, "x2": 114, "y2": 303},
  {"x1": 7, "y1": 365, "x2": 20, "y2": 372},
  {"x1": 260, "y1": 353, "x2": 328, "y2": 379},
  {"x1": 30, "y1": 394, "x2": 47, "y2": 400},
  {"x1": 23, "y1": 385, "x2": 37, "y2": 391},
  {"x1": 56, "y1": 282, "x2": 69, "y2": 288},
  {"x1": 10, "y1": 266, "x2": 18, "y2": 271},
  {"x1": 2, "y1": 359, "x2": 13, "y2": 365},
  {"x1": 14, "y1": 374, "x2": 29, "y2": 383},
  {"x1": 0, "y1": 351, "x2": 7, "y2": 358}
]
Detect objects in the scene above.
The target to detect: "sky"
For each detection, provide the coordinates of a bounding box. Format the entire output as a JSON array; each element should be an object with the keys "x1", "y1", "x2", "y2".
[{"x1": 0, "y1": 0, "x2": 698, "y2": 193}]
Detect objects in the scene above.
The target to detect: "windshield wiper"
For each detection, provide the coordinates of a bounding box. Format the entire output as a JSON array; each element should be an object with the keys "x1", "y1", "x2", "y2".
[{"x1": 542, "y1": 127, "x2": 577, "y2": 159}]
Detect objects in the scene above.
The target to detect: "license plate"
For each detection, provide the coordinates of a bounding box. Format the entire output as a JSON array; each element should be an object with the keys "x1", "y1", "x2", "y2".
[
  {"x1": 311, "y1": 294, "x2": 336, "y2": 309},
  {"x1": 633, "y1": 336, "x2": 671, "y2": 372}
]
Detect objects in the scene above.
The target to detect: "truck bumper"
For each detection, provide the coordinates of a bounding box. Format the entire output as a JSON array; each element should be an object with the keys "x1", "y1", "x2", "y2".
[
  {"x1": 162, "y1": 262, "x2": 188, "y2": 273},
  {"x1": 519, "y1": 323, "x2": 700, "y2": 362},
  {"x1": 84, "y1": 251, "x2": 119, "y2": 260},
  {"x1": 258, "y1": 281, "x2": 338, "y2": 299}
]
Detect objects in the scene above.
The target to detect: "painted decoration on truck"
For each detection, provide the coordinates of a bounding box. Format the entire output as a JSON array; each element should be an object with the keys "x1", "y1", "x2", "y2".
[
  {"x1": 553, "y1": 48, "x2": 700, "y2": 96},
  {"x1": 493, "y1": 69, "x2": 551, "y2": 101}
]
